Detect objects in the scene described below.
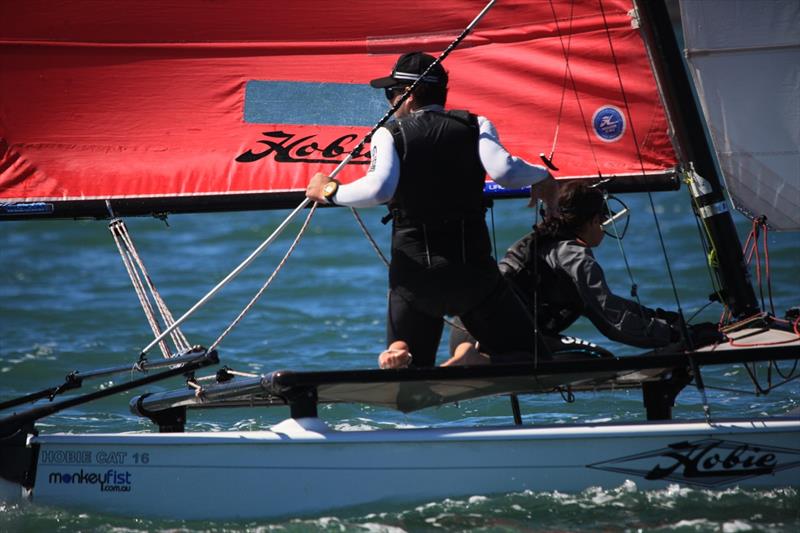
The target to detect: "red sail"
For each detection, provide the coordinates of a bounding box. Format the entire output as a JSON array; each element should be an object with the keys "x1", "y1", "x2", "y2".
[{"x1": 0, "y1": 0, "x2": 677, "y2": 218}]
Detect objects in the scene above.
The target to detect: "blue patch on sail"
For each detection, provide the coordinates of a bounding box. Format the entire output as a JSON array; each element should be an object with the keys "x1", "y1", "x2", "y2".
[
  {"x1": 483, "y1": 181, "x2": 529, "y2": 198},
  {"x1": 1, "y1": 202, "x2": 54, "y2": 215},
  {"x1": 244, "y1": 81, "x2": 388, "y2": 126},
  {"x1": 592, "y1": 105, "x2": 626, "y2": 142}
]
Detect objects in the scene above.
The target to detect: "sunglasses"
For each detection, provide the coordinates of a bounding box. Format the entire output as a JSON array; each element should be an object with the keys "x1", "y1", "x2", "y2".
[{"x1": 384, "y1": 86, "x2": 408, "y2": 102}]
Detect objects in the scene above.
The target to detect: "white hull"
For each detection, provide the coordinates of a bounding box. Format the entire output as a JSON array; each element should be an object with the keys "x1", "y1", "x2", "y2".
[{"x1": 26, "y1": 416, "x2": 800, "y2": 520}]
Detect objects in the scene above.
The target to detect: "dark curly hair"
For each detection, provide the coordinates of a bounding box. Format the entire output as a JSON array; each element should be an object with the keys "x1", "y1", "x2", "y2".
[{"x1": 536, "y1": 181, "x2": 607, "y2": 239}]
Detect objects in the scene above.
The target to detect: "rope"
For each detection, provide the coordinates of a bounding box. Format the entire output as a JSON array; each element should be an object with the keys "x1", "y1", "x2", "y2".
[
  {"x1": 110, "y1": 222, "x2": 170, "y2": 358},
  {"x1": 763, "y1": 222, "x2": 776, "y2": 315},
  {"x1": 742, "y1": 217, "x2": 777, "y2": 317},
  {"x1": 689, "y1": 374, "x2": 799, "y2": 396},
  {"x1": 722, "y1": 218, "x2": 800, "y2": 348},
  {"x1": 109, "y1": 219, "x2": 190, "y2": 358},
  {"x1": 113, "y1": 1, "x2": 498, "y2": 359},
  {"x1": 208, "y1": 203, "x2": 317, "y2": 353},
  {"x1": 139, "y1": 198, "x2": 314, "y2": 356},
  {"x1": 115, "y1": 223, "x2": 191, "y2": 353}
]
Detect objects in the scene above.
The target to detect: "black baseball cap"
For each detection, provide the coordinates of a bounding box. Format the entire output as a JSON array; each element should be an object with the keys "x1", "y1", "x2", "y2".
[{"x1": 369, "y1": 52, "x2": 449, "y2": 89}]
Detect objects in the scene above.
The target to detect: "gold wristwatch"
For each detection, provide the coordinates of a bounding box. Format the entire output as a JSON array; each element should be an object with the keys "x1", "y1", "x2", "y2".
[{"x1": 322, "y1": 179, "x2": 340, "y2": 204}]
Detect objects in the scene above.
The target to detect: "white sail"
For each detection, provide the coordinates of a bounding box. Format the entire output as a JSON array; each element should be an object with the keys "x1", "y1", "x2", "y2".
[{"x1": 679, "y1": 0, "x2": 800, "y2": 231}]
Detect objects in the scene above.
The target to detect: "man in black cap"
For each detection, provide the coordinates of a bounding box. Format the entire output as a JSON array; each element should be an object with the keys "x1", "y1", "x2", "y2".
[{"x1": 306, "y1": 52, "x2": 553, "y2": 368}]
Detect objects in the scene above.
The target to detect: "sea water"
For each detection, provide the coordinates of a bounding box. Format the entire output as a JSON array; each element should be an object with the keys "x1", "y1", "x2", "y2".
[{"x1": 1, "y1": 191, "x2": 799, "y2": 531}]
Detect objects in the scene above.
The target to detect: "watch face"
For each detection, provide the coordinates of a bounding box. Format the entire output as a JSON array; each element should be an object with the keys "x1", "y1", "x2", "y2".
[{"x1": 323, "y1": 181, "x2": 338, "y2": 198}]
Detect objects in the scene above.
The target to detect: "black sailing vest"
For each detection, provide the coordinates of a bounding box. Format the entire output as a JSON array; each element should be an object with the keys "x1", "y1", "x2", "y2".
[{"x1": 385, "y1": 109, "x2": 486, "y2": 222}]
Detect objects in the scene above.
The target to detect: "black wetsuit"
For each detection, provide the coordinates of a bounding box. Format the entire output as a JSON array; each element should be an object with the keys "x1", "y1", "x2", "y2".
[
  {"x1": 385, "y1": 109, "x2": 549, "y2": 366},
  {"x1": 450, "y1": 229, "x2": 678, "y2": 359},
  {"x1": 500, "y1": 230, "x2": 678, "y2": 349}
]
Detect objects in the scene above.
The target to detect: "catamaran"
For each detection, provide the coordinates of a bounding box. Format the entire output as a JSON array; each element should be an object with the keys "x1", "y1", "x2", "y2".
[{"x1": 1, "y1": 0, "x2": 798, "y2": 520}]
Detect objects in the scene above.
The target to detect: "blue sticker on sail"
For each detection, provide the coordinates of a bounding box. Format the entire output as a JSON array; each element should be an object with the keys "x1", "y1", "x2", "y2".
[
  {"x1": 244, "y1": 81, "x2": 387, "y2": 126},
  {"x1": 1, "y1": 202, "x2": 55, "y2": 215},
  {"x1": 592, "y1": 105, "x2": 625, "y2": 142}
]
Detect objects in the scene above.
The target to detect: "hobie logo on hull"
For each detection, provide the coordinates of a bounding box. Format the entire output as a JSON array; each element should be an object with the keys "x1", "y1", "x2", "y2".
[
  {"x1": 48, "y1": 469, "x2": 132, "y2": 493},
  {"x1": 588, "y1": 439, "x2": 800, "y2": 488}
]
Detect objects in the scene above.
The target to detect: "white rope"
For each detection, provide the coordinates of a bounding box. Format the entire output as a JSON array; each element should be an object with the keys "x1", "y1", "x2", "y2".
[
  {"x1": 114, "y1": 222, "x2": 191, "y2": 353},
  {"x1": 139, "y1": 198, "x2": 313, "y2": 356},
  {"x1": 119, "y1": 228, "x2": 189, "y2": 350},
  {"x1": 110, "y1": 220, "x2": 194, "y2": 357},
  {"x1": 110, "y1": 222, "x2": 172, "y2": 358},
  {"x1": 112, "y1": 220, "x2": 191, "y2": 352},
  {"x1": 208, "y1": 203, "x2": 318, "y2": 353}
]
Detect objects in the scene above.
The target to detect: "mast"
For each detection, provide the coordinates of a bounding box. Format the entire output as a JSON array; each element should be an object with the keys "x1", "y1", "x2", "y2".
[{"x1": 634, "y1": 0, "x2": 759, "y2": 318}]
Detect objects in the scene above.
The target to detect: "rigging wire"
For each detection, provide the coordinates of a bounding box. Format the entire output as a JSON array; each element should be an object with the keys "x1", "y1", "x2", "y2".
[
  {"x1": 597, "y1": 0, "x2": 688, "y2": 336},
  {"x1": 540, "y1": 0, "x2": 576, "y2": 169},
  {"x1": 208, "y1": 203, "x2": 317, "y2": 353},
  {"x1": 545, "y1": 0, "x2": 603, "y2": 171},
  {"x1": 685, "y1": 300, "x2": 715, "y2": 324},
  {"x1": 138, "y1": 199, "x2": 315, "y2": 357},
  {"x1": 350, "y1": 208, "x2": 390, "y2": 268},
  {"x1": 597, "y1": 0, "x2": 713, "y2": 421},
  {"x1": 602, "y1": 194, "x2": 646, "y2": 315}
]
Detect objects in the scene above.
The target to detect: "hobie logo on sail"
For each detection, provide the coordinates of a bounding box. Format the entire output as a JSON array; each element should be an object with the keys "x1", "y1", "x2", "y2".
[
  {"x1": 236, "y1": 80, "x2": 384, "y2": 165},
  {"x1": 592, "y1": 105, "x2": 625, "y2": 142}
]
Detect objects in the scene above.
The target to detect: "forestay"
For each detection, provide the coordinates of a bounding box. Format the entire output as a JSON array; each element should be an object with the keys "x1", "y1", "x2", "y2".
[{"x1": 1, "y1": 0, "x2": 677, "y2": 219}]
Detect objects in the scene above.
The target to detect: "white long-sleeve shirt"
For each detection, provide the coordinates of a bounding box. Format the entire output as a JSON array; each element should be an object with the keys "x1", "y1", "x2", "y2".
[{"x1": 334, "y1": 106, "x2": 549, "y2": 207}]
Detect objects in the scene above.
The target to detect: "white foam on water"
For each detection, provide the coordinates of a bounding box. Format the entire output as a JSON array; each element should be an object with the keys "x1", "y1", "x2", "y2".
[{"x1": 722, "y1": 519, "x2": 755, "y2": 532}]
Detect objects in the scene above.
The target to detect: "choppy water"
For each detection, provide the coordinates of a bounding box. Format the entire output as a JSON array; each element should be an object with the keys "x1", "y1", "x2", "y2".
[{"x1": 1, "y1": 191, "x2": 799, "y2": 531}]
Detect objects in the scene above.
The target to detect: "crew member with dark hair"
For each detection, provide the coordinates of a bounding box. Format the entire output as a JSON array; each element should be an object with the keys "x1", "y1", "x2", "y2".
[
  {"x1": 306, "y1": 52, "x2": 553, "y2": 368},
  {"x1": 448, "y1": 181, "x2": 687, "y2": 364}
]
